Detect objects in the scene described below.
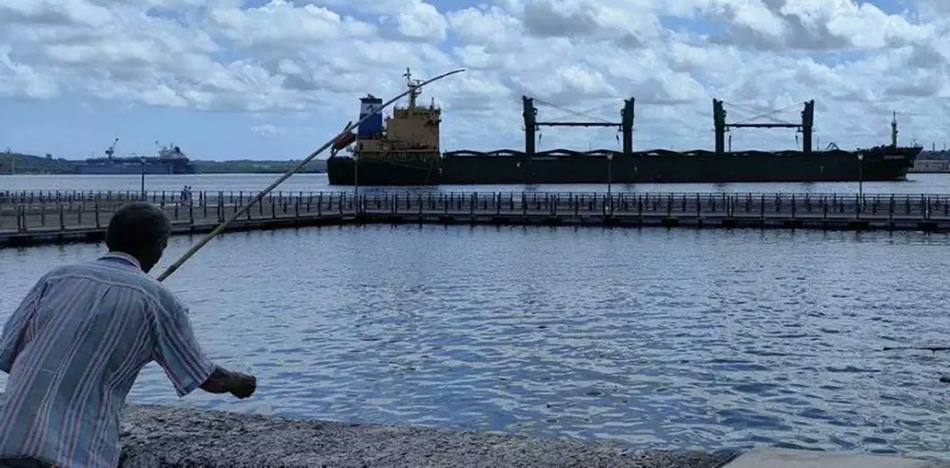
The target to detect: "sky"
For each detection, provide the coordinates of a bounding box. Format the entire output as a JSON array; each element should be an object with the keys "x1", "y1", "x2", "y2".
[{"x1": 0, "y1": 0, "x2": 949, "y2": 161}]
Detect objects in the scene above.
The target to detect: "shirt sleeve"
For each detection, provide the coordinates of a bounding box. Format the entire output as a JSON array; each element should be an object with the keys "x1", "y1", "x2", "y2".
[
  {"x1": 0, "y1": 277, "x2": 48, "y2": 373},
  {"x1": 151, "y1": 302, "x2": 216, "y2": 397}
]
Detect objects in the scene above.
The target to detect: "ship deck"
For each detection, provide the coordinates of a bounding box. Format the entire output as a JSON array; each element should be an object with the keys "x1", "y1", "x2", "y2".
[{"x1": 441, "y1": 147, "x2": 923, "y2": 158}]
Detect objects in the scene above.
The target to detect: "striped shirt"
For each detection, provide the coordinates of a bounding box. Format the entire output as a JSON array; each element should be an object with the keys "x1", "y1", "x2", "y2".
[{"x1": 0, "y1": 252, "x2": 216, "y2": 468}]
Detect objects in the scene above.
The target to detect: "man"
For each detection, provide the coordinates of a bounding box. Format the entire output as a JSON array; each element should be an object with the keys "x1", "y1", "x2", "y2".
[{"x1": 0, "y1": 202, "x2": 257, "y2": 468}]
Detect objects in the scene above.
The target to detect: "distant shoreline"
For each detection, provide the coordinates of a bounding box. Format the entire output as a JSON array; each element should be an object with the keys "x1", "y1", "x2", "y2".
[{"x1": 0, "y1": 152, "x2": 326, "y2": 175}]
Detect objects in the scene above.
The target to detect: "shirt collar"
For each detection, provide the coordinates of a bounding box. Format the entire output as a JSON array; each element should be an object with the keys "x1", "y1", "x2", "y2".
[{"x1": 98, "y1": 251, "x2": 143, "y2": 270}]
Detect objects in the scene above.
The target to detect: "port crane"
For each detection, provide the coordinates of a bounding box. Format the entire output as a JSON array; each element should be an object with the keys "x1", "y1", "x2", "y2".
[{"x1": 105, "y1": 138, "x2": 119, "y2": 160}]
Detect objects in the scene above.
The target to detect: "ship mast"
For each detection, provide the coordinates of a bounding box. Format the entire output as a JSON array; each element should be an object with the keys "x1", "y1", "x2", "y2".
[
  {"x1": 891, "y1": 111, "x2": 899, "y2": 148},
  {"x1": 403, "y1": 67, "x2": 423, "y2": 110}
]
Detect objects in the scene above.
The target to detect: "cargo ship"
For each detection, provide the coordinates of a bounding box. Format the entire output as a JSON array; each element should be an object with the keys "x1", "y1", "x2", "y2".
[
  {"x1": 327, "y1": 69, "x2": 921, "y2": 186},
  {"x1": 74, "y1": 139, "x2": 195, "y2": 175}
]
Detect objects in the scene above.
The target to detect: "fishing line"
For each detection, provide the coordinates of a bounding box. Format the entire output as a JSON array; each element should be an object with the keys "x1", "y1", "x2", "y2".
[{"x1": 156, "y1": 68, "x2": 466, "y2": 282}]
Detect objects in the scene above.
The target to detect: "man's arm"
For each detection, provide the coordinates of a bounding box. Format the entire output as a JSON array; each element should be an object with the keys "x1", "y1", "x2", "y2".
[
  {"x1": 151, "y1": 302, "x2": 256, "y2": 398},
  {"x1": 0, "y1": 277, "x2": 48, "y2": 373}
]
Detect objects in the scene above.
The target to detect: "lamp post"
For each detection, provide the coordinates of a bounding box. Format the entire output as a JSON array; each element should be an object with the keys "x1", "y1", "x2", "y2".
[
  {"x1": 353, "y1": 156, "x2": 360, "y2": 196},
  {"x1": 606, "y1": 153, "x2": 613, "y2": 215},
  {"x1": 354, "y1": 155, "x2": 360, "y2": 206},
  {"x1": 857, "y1": 153, "x2": 864, "y2": 216},
  {"x1": 139, "y1": 157, "x2": 146, "y2": 199}
]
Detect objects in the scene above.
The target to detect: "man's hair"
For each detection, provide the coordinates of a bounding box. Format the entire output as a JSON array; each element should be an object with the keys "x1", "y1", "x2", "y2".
[{"x1": 106, "y1": 202, "x2": 172, "y2": 254}]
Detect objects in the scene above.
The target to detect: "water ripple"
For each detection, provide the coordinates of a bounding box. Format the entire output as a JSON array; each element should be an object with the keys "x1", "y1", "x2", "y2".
[{"x1": 1, "y1": 226, "x2": 950, "y2": 457}]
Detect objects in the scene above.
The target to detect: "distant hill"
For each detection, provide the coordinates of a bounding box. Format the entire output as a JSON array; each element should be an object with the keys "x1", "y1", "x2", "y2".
[
  {"x1": 191, "y1": 159, "x2": 326, "y2": 174},
  {"x1": 0, "y1": 152, "x2": 76, "y2": 174},
  {"x1": 0, "y1": 151, "x2": 327, "y2": 175}
]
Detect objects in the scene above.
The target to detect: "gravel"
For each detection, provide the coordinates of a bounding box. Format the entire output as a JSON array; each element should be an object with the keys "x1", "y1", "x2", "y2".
[{"x1": 118, "y1": 404, "x2": 740, "y2": 468}]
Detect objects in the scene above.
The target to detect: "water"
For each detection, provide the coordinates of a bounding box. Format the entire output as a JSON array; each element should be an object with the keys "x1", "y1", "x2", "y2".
[
  {"x1": 1, "y1": 226, "x2": 950, "y2": 458},
  {"x1": 1, "y1": 172, "x2": 950, "y2": 195}
]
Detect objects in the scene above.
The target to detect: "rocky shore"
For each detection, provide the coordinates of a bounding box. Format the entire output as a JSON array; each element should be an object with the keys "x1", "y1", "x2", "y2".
[{"x1": 119, "y1": 403, "x2": 739, "y2": 468}]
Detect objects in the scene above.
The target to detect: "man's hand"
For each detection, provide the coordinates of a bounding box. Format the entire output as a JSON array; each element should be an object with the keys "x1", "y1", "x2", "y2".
[
  {"x1": 200, "y1": 366, "x2": 257, "y2": 398},
  {"x1": 229, "y1": 371, "x2": 256, "y2": 399}
]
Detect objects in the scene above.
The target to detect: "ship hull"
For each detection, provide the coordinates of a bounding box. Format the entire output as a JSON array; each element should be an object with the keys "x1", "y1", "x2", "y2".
[
  {"x1": 75, "y1": 159, "x2": 194, "y2": 175},
  {"x1": 76, "y1": 164, "x2": 174, "y2": 175},
  {"x1": 327, "y1": 158, "x2": 441, "y2": 185},
  {"x1": 327, "y1": 147, "x2": 920, "y2": 186}
]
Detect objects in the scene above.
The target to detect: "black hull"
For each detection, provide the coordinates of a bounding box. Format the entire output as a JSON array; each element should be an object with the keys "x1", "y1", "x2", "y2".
[
  {"x1": 77, "y1": 157, "x2": 194, "y2": 175},
  {"x1": 327, "y1": 147, "x2": 920, "y2": 186}
]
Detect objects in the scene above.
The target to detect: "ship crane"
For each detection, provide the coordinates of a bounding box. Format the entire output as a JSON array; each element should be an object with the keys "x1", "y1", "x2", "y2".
[
  {"x1": 522, "y1": 96, "x2": 635, "y2": 157},
  {"x1": 713, "y1": 99, "x2": 815, "y2": 154},
  {"x1": 105, "y1": 138, "x2": 119, "y2": 160}
]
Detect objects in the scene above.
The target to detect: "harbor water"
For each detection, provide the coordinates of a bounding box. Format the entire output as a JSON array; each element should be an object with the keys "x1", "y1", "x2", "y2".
[
  {"x1": 2, "y1": 172, "x2": 950, "y2": 195},
  {"x1": 1, "y1": 221, "x2": 950, "y2": 458}
]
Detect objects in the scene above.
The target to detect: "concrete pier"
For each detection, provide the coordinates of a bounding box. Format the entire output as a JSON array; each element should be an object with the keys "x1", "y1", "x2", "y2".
[
  {"x1": 725, "y1": 447, "x2": 950, "y2": 468},
  {"x1": 2, "y1": 190, "x2": 950, "y2": 247}
]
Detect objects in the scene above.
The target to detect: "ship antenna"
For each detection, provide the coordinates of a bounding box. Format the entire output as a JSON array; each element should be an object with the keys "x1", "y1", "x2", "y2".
[{"x1": 891, "y1": 111, "x2": 899, "y2": 148}]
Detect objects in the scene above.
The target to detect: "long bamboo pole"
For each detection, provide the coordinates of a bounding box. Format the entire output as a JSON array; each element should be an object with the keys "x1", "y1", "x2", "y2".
[{"x1": 156, "y1": 68, "x2": 466, "y2": 282}]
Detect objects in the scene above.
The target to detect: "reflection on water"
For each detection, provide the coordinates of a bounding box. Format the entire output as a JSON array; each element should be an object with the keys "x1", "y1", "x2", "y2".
[{"x1": 1, "y1": 226, "x2": 949, "y2": 458}]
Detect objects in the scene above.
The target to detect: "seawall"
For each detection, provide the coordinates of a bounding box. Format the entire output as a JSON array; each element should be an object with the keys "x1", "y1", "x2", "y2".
[{"x1": 118, "y1": 403, "x2": 735, "y2": 468}]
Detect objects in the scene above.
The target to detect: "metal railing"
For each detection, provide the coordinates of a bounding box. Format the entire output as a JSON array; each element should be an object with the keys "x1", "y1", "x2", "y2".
[{"x1": 2, "y1": 191, "x2": 949, "y2": 235}]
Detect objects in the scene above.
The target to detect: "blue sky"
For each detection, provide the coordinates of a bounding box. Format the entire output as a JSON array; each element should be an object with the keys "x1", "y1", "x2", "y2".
[{"x1": 0, "y1": 0, "x2": 948, "y2": 161}]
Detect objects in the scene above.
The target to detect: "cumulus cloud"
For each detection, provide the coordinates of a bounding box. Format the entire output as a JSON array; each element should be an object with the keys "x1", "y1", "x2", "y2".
[
  {"x1": 0, "y1": 47, "x2": 58, "y2": 99},
  {"x1": 251, "y1": 124, "x2": 304, "y2": 138},
  {"x1": 0, "y1": 0, "x2": 949, "y2": 153}
]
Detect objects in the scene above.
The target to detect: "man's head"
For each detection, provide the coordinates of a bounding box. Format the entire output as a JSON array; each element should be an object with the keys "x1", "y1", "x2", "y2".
[{"x1": 106, "y1": 202, "x2": 172, "y2": 273}]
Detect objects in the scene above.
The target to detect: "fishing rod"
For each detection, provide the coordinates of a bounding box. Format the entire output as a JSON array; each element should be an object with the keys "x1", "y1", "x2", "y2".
[{"x1": 156, "y1": 67, "x2": 467, "y2": 282}]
